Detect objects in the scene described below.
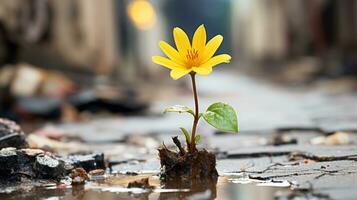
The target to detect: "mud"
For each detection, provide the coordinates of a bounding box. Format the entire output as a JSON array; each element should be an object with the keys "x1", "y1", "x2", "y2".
[{"x1": 158, "y1": 137, "x2": 218, "y2": 182}]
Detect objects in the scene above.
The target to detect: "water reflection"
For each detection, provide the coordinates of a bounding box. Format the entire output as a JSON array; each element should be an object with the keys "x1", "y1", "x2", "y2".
[
  {"x1": 159, "y1": 176, "x2": 218, "y2": 199},
  {"x1": 0, "y1": 174, "x2": 290, "y2": 200}
]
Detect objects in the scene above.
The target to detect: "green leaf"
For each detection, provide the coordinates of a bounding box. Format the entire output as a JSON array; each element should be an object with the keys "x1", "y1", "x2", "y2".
[
  {"x1": 194, "y1": 135, "x2": 201, "y2": 144},
  {"x1": 164, "y1": 105, "x2": 194, "y2": 116},
  {"x1": 203, "y1": 102, "x2": 238, "y2": 133},
  {"x1": 180, "y1": 127, "x2": 191, "y2": 143}
]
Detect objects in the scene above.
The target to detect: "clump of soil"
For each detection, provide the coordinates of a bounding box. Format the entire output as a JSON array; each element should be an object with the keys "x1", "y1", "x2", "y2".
[{"x1": 158, "y1": 137, "x2": 218, "y2": 181}]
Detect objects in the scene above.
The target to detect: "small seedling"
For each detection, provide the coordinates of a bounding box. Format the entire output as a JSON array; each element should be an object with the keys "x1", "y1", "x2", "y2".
[{"x1": 153, "y1": 24, "x2": 238, "y2": 153}]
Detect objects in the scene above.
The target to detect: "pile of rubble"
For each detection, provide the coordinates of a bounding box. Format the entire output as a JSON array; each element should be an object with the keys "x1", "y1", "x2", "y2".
[{"x1": 0, "y1": 118, "x2": 106, "y2": 184}]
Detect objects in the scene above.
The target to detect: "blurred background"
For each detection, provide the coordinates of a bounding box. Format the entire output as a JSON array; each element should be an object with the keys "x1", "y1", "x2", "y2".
[{"x1": 0, "y1": 0, "x2": 357, "y2": 133}]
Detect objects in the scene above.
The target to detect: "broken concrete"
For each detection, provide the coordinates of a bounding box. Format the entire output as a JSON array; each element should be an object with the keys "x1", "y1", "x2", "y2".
[
  {"x1": 65, "y1": 153, "x2": 106, "y2": 171},
  {"x1": 111, "y1": 130, "x2": 357, "y2": 199},
  {"x1": 34, "y1": 154, "x2": 66, "y2": 179},
  {"x1": 0, "y1": 118, "x2": 28, "y2": 149},
  {"x1": 0, "y1": 147, "x2": 105, "y2": 181}
]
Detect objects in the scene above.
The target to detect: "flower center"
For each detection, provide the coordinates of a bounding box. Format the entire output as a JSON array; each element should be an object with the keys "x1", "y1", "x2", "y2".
[{"x1": 186, "y1": 49, "x2": 199, "y2": 61}]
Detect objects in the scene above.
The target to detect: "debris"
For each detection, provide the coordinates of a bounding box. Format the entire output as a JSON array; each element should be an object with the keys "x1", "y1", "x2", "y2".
[
  {"x1": 0, "y1": 148, "x2": 18, "y2": 177},
  {"x1": 89, "y1": 169, "x2": 105, "y2": 176},
  {"x1": 20, "y1": 148, "x2": 44, "y2": 157},
  {"x1": 125, "y1": 171, "x2": 139, "y2": 176},
  {"x1": 70, "y1": 168, "x2": 89, "y2": 185},
  {"x1": 27, "y1": 134, "x2": 87, "y2": 153},
  {"x1": 31, "y1": 126, "x2": 66, "y2": 140},
  {"x1": 127, "y1": 177, "x2": 154, "y2": 189},
  {"x1": 16, "y1": 97, "x2": 62, "y2": 119},
  {"x1": 9, "y1": 63, "x2": 76, "y2": 98},
  {"x1": 0, "y1": 147, "x2": 106, "y2": 181},
  {"x1": 68, "y1": 90, "x2": 148, "y2": 115},
  {"x1": 61, "y1": 103, "x2": 80, "y2": 123},
  {"x1": 311, "y1": 131, "x2": 351, "y2": 145},
  {"x1": 225, "y1": 151, "x2": 291, "y2": 159},
  {"x1": 10, "y1": 64, "x2": 43, "y2": 97},
  {"x1": 271, "y1": 133, "x2": 297, "y2": 146},
  {"x1": 124, "y1": 135, "x2": 159, "y2": 149},
  {"x1": 66, "y1": 153, "x2": 106, "y2": 171},
  {"x1": 34, "y1": 154, "x2": 66, "y2": 179},
  {"x1": 0, "y1": 66, "x2": 16, "y2": 88},
  {"x1": 276, "y1": 127, "x2": 324, "y2": 133},
  {"x1": 0, "y1": 118, "x2": 28, "y2": 149},
  {"x1": 31, "y1": 126, "x2": 84, "y2": 143},
  {"x1": 303, "y1": 159, "x2": 316, "y2": 164}
]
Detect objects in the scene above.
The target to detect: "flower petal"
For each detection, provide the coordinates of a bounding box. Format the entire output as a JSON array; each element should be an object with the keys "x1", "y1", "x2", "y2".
[
  {"x1": 192, "y1": 66, "x2": 212, "y2": 76},
  {"x1": 192, "y1": 25, "x2": 206, "y2": 54},
  {"x1": 173, "y1": 27, "x2": 191, "y2": 57},
  {"x1": 159, "y1": 41, "x2": 185, "y2": 66},
  {"x1": 202, "y1": 35, "x2": 223, "y2": 63},
  {"x1": 152, "y1": 56, "x2": 181, "y2": 70},
  {"x1": 170, "y1": 69, "x2": 190, "y2": 80},
  {"x1": 201, "y1": 54, "x2": 231, "y2": 69}
]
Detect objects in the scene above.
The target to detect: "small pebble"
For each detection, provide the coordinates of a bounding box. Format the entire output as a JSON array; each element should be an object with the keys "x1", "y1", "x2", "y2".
[{"x1": 70, "y1": 168, "x2": 89, "y2": 185}]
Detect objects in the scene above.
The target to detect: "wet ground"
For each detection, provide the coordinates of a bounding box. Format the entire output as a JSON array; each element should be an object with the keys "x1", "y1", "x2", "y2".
[
  {"x1": 3, "y1": 128, "x2": 357, "y2": 199},
  {"x1": 2, "y1": 71, "x2": 357, "y2": 199},
  {"x1": 0, "y1": 172, "x2": 294, "y2": 200}
]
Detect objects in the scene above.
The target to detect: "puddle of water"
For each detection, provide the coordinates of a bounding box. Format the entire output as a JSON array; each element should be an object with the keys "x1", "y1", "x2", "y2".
[{"x1": 0, "y1": 173, "x2": 291, "y2": 200}]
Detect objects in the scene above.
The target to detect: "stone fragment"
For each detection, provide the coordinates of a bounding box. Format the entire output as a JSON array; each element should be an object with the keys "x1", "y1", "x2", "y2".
[
  {"x1": 0, "y1": 147, "x2": 106, "y2": 181},
  {"x1": 88, "y1": 169, "x2": 105, "y2": 176},
  {"x1": 66, "y1": 153, "x2": 105, "y2": 171},
  {"x1": 0, "y1": 147, "x2": 18, "y2": 173},
  {"x1": 70, "y1": 168, "x2": 89, "y2": 185},
  {"x1": 0, "y1": 118, "x2": 28, "y2": 149},
  {"x1": 311, "y1": 131, "x2": 351, "y2": 145},
  {"x1": 34, "y1": 154, "x2": 66, "y2": 179},
  {"x1": 127, "y1": 178, "x2": 154, "y2": 189}
]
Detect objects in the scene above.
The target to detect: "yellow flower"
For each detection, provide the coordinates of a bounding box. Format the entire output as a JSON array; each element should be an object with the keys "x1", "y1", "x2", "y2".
[{"x1": 152, "y1": 25, "x2": 231, "y2": 80}]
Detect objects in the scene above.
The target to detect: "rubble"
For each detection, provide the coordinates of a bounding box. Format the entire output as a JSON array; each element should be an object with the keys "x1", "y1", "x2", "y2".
[
  {"x1": 89, "y1": 169, "x2": 105, "y2": 176},
  {"x1": 0, "y1": 118, "x2": 28, "y2": 149},
  {"x1": 0, "y1": 147, "x2": 105, "y2": 181},
  {"x1": 65, "y1": 153, "x2": 106, "y2": 171},
  {"x1": 311, "y1": 131, "x2": 351, "y2": 145},
  {"x1": 0, "y1": 63, "x2": 76, "y2": 98},
  {"x1": 1, "y1": 70, "x2": 357, "y2": 199},
  {"x1": 68, "y1": 89, "x2": 149, "y2": 115},
  {"x1": 27, "y1": 134, "x2": 88, "y2": 153},
  {"x1": 70, "y1": 168, "x2": 89, "y2": 185},
  {"x1": 127, "y1": 177, "x2": 154, "y2": 189},
  {"x1": 34, "y1": 154, "x2": 66, "y2": 179}
]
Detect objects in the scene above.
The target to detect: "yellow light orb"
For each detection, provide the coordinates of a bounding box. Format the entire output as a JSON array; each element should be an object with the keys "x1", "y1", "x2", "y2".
[{"x1": 127, "y1": 0, "x2": 156, "y2": 30}]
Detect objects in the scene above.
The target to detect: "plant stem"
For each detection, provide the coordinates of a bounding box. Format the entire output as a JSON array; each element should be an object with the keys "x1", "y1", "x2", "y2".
[{"x1": 189, "y1": 72, "x2": 199, "y2": 153}]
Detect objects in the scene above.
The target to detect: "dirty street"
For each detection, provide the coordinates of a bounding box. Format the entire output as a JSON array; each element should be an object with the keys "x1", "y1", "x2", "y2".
[{"x1": 1, "y1": 1, "x2": 357, "y2": 200}]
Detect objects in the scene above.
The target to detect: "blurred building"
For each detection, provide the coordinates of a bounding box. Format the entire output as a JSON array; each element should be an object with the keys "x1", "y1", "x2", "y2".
[
  {"x1": 232, "y1": 0, "x2": 357, "y2": 78},
  {"x1": 0, "y1": 0, "x2": 357, "y2": 84},
  {"x1": 0, "y1": 0, "x2": 117, "y2": 76}
]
